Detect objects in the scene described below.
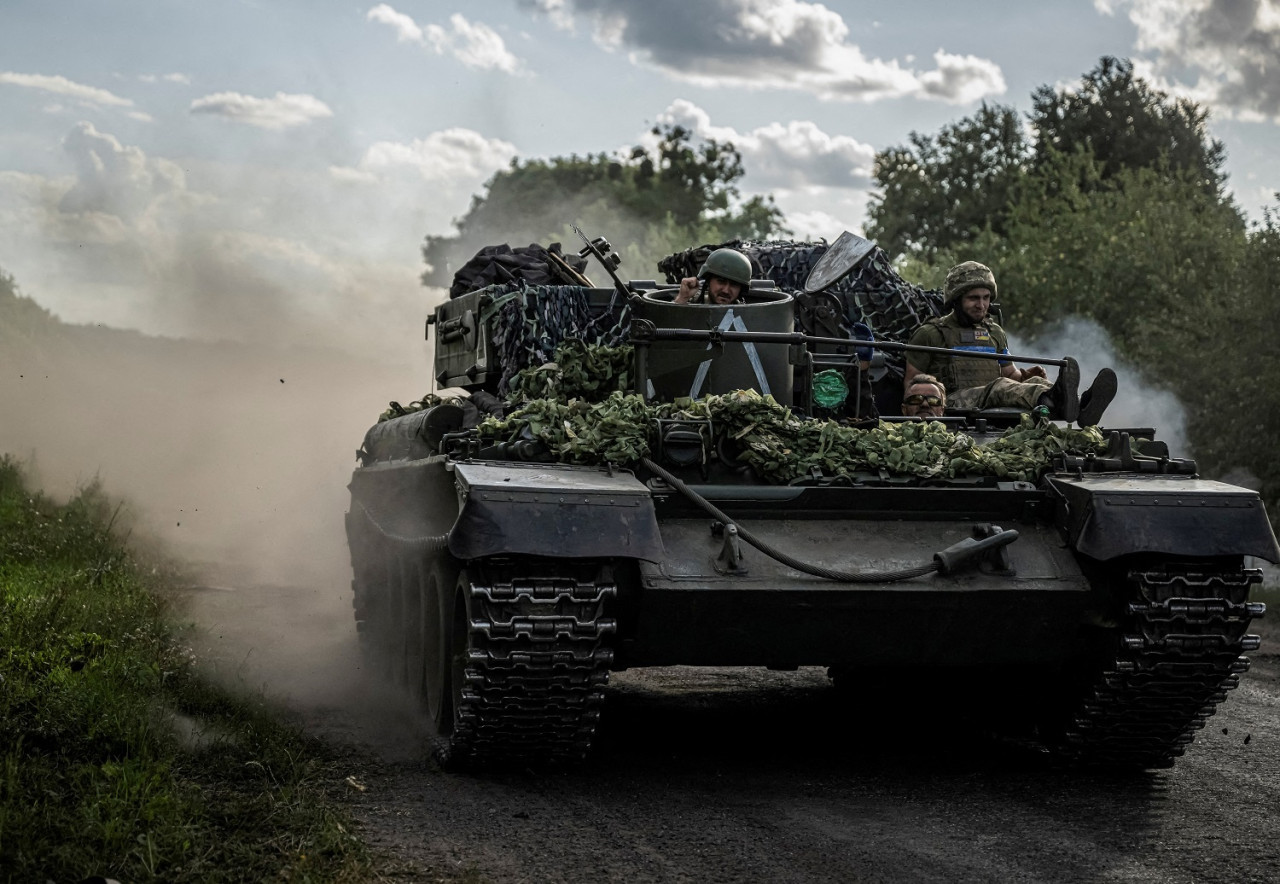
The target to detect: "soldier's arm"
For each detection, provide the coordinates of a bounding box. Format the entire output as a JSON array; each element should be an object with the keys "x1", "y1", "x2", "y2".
[
  {"x1": 674, "y1": 277, "x2": 699, "y2": 304},
  {"x1": 1001, "y1": 362, "x2": 1046, "y2": 382}
]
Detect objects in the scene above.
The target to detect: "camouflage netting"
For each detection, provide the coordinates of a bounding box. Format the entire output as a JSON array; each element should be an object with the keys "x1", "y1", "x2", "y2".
[
  {"x1": 508, "y1": 340, "x2": 634, "y2": 404},
  {"x1": 479, "y1": 384, "x2": 1108, "y2": 485},
  {"x1": 657, "y1": 239, "x2": 944, "y2": 353},
  {"x1": 447, "y1": 242, "x2": 588, "y2": 299},
  {"x1": 470, "y1": 282, "x2": 631, "y2": 394}
]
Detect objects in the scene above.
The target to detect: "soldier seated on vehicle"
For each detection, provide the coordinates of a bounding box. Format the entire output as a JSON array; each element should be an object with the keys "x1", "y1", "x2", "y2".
[
  {"x1": 901, "y1": 374, "x2": 946, "y2": 419},
  {"x1": 674, "y1": 248, "x2": 752, "y2": 305},
  {"x1": 904, "y1": 261, "x2": 1118, "y2": 427}
]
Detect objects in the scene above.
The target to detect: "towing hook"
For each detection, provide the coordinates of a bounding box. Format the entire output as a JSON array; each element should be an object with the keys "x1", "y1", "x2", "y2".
[{"x1": 933, "y1": 529, "x2": 1020, "y2": 575}]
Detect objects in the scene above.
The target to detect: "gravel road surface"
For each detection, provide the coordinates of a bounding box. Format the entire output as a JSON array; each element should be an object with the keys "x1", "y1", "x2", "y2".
[{"x1": 187, "y1": 581, "x2": 1280, "y2": 884}]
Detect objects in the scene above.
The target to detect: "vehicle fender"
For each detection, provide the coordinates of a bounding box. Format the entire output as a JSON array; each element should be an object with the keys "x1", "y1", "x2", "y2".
[
  {"x1": 448, "y1": 461, "x2": 664, "y2": 562},
  {"x1": 1048, "y1": 474, "x2": 1280, "y2": 563},
  {"x1": 348, "y1": 456, "x2": 460, "y2": 542}
]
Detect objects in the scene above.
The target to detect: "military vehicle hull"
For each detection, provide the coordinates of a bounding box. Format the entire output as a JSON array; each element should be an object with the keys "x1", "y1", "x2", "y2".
[
  {"x1": 348, "y1": 448, "x2": 1275, "y2": 769},
  {"x1": 347, "y1": 265, "x2": 1276, "y2": 770}
]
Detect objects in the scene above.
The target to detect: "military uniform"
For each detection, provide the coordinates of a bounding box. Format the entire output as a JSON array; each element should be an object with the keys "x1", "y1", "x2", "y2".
[{"x1": 907, "y1": 313, "x2": 1052, "y2": 410}]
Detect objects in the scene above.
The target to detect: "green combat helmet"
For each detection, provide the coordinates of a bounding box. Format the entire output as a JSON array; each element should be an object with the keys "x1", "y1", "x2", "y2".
[
  {"x1": 943, "y1": 261, "x2": 997, "y2": 306},
  {"x1": 698, "y1": 248, "x2": 753, "y2": 288}
]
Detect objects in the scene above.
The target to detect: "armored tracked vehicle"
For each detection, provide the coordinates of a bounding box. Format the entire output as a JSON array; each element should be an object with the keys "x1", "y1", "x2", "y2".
[{"x1": 346, "y1": 233, "x2": 1277, "y2": 769}]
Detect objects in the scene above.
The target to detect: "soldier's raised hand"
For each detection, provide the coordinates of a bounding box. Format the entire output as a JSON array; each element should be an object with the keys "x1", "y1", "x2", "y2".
[{"x1": 675, "y1": 277, "x2": 699, "y2": 304}]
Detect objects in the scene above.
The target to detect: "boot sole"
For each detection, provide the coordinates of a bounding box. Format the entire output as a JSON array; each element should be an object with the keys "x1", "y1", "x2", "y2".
[{"x1": 1078, "y1": 368, "x2": 1118, "y2": 427}]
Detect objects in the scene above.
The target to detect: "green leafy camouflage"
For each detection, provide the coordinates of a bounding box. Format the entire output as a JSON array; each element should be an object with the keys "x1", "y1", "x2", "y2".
[
  {"x1": 481, "y1": 391, "x2": 653, "y2": 464},
  {"x1": 480, "y1": 387, "x2": 1106, "y2": 483},
  {"x1": 507, "y1": 340, "x2": 634, "y2": 404}
]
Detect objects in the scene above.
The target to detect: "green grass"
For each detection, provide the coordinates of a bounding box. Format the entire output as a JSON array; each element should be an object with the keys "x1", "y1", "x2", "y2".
[{"x1": 0, "y1": 456, "x2": 373, "y2": 882}]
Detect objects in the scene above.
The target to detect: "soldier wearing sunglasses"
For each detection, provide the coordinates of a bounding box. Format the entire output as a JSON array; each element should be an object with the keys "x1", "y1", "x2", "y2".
[{"x1": 901, "y1": 374, "x2": 946, "y2": 419}]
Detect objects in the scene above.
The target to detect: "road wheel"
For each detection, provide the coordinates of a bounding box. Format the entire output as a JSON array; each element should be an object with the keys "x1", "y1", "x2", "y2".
[
  {"x1": 383, "y1": 552, "x2": 413, "y2": 687},
  {"x1": 402, "y1": 555, "x2": 427, "y2": 702},
  {"x1": 421, "y1": 557, "x2": 461, "y2": 731}
]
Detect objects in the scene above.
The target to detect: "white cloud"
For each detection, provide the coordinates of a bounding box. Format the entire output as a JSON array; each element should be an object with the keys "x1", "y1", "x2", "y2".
[
  {"x1": 367, "y1": 5, "x2": 523, "y2": 74},
  {"x1": 918, "y1": 51, "x2": 1007, "y2": 104},
  {"x1": 367, "y1": 3, "x2": 423, "y2": 42},
  {"x1": 654, "y1": 100, "x2": 875, "y2": 190},
  {"x1": 519, "y1": 0, "x2": 575, "y2": 31},
  {"x1": 1106, "y1": 0, "x2": 1280, "y2": 122},
  {"x1": 139, "y1": 72, "x2": 191, "y2": 85},
  {"x1": 189, "y1": 91, "x2": 334, "y2": 130},
  {"x1": 1, "y1": 71, "x2": 136, "y2": 108},
  {"x1": 58, "y1": 121, "x2": 186, "y2": 219},
  {"x1": 345, "y1": 128, "x2": 518, "y2": 182},
  {"x1": 785, "y1": 207, "x2": 861, "y2": 241},
  {"x1": 0, "y1": 122, "x2": 503, "y2": 355},
  {"x1": 642, "y1": 100, "x2": 874, "y2": 240},
  {"x1": 523, "y1": 0, "x2": 1004, "y2": 104}
]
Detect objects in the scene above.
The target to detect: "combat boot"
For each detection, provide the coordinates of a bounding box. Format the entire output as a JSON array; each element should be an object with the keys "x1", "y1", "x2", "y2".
[
  {"x1": 1041, "y1": 357, "x2": 1080, "y2": 423},
  {"x1": 1077, "y1": 368, "x2": 1118, "y2": 427}
]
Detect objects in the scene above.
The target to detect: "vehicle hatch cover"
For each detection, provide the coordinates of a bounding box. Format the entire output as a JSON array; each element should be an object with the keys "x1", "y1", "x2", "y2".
[{"x1": 803, "y1": 230, "x2": 877, "y2": 294}]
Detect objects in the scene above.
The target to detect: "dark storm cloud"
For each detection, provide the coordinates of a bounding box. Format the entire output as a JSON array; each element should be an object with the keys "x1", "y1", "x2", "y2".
[
  {"x1": 1113, "y1": 0, "x2": 1280, "y2": 121},
  {"x1": 520, "y1": 0, "x2": 1005, "y2": 103},
  {"x1": 1190, "y1": 0, "x2": 1280, "y2": 118}
]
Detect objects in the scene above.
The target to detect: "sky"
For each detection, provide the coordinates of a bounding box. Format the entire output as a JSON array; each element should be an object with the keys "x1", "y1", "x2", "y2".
[{"x1": 2, "y1": 0, "x2": 1278, "y2": 356}]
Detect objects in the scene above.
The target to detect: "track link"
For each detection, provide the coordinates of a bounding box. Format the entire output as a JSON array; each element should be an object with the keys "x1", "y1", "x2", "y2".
[
  {"x1": 445, "y1": 561, "x2": 617, "y2": 766},
  {"x1": 1063, "y1": 564, "x2": 1265, "y2": 769}
]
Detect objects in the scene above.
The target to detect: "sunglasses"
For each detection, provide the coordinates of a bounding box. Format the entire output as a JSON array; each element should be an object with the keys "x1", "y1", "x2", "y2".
[{"x1": 903, "y1": 394, "x2": 943, "y2": 407}]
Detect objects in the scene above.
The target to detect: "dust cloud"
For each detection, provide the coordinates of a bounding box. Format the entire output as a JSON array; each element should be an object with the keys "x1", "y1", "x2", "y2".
[
  {"x1": 0, "y1": 289, "x2": 440, "y2": 741},
  {"x1": 0, "y1": 289, "x2": 1197, "y2": 748}
]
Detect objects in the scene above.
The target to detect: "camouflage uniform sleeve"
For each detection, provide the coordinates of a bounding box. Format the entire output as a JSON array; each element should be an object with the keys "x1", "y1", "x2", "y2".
[{"x1": 906, "y1": 323, "x2": 943, "y2": 374}]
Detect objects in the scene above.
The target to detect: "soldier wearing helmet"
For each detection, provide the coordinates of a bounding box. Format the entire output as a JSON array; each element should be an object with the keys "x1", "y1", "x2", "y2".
[
  {"x1": 904, "y1": 261, "x2": 1117, "y2": 426},
  {"x1": 675, "y1": 248, "x2": 753, "y2": 305}
]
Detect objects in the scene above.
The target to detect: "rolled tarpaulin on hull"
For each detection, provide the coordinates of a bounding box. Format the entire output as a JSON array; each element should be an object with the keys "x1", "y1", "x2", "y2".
[{"x1": 633, "y1": 288, "x2": 795, "y2": 404}]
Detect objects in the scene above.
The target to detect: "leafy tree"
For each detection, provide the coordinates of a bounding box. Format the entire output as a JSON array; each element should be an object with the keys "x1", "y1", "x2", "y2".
[
  {"x1": 987, "y1": 154, "x2": 1280, "y2": 514},
  {"x1": 864, "y1": 104, "x2": 1027, "y2": 262},
  {"x1": 996, "y1": 153, "x2": 1245, "y2": 373},
  {"x1": 1030, "y1": 56, "x2": 1228, "y2": 198},
  {"x1": 421, "y1": 124, "x2": 786, "y2": 288},
  {"x1": 868, "y1": 58, "x2": 1234, "y2": 264},
  {"x1": 0, "y1": 268, "x2": 62, "y2": 345},
  {"x1": 1194, "y1": 209, "x2": 1280, "y2": 513}
]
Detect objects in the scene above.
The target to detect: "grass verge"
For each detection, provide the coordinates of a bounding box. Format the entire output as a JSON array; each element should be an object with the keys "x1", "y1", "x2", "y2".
[{"x1": 0, "y1": 455, "x2": 373, "y2": 882}]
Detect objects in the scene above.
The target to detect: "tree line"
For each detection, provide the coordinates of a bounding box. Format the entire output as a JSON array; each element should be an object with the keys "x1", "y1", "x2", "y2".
[{"x1": 420, "y1": 124, "x2": 787, "y2": 288}]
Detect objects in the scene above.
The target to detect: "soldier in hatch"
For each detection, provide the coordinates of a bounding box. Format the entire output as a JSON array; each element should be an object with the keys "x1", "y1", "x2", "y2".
[
  {"x1": 904, "y1": 261, "x2": 1117, "y2": 427},
  {"x1": 901, "y1": 374, "x2": 947, "y2": 419},
  {"x1": 674, "y1": 248, "x2": 752, "y2": 305}
]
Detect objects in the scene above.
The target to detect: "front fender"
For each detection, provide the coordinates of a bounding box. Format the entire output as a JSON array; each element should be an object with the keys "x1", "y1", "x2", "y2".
[
  {"x1": 1048, "y1": 474, "x2": 1280, "y2": 563},
  {"x1": 448, "y1": 461, "x2": 664, "y2": 562}
]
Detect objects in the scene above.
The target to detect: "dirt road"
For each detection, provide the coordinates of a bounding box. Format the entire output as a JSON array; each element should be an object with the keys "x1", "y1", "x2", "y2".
[{"x1": 186, "y1": 581, "x2": 1280, "y2": 884}]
